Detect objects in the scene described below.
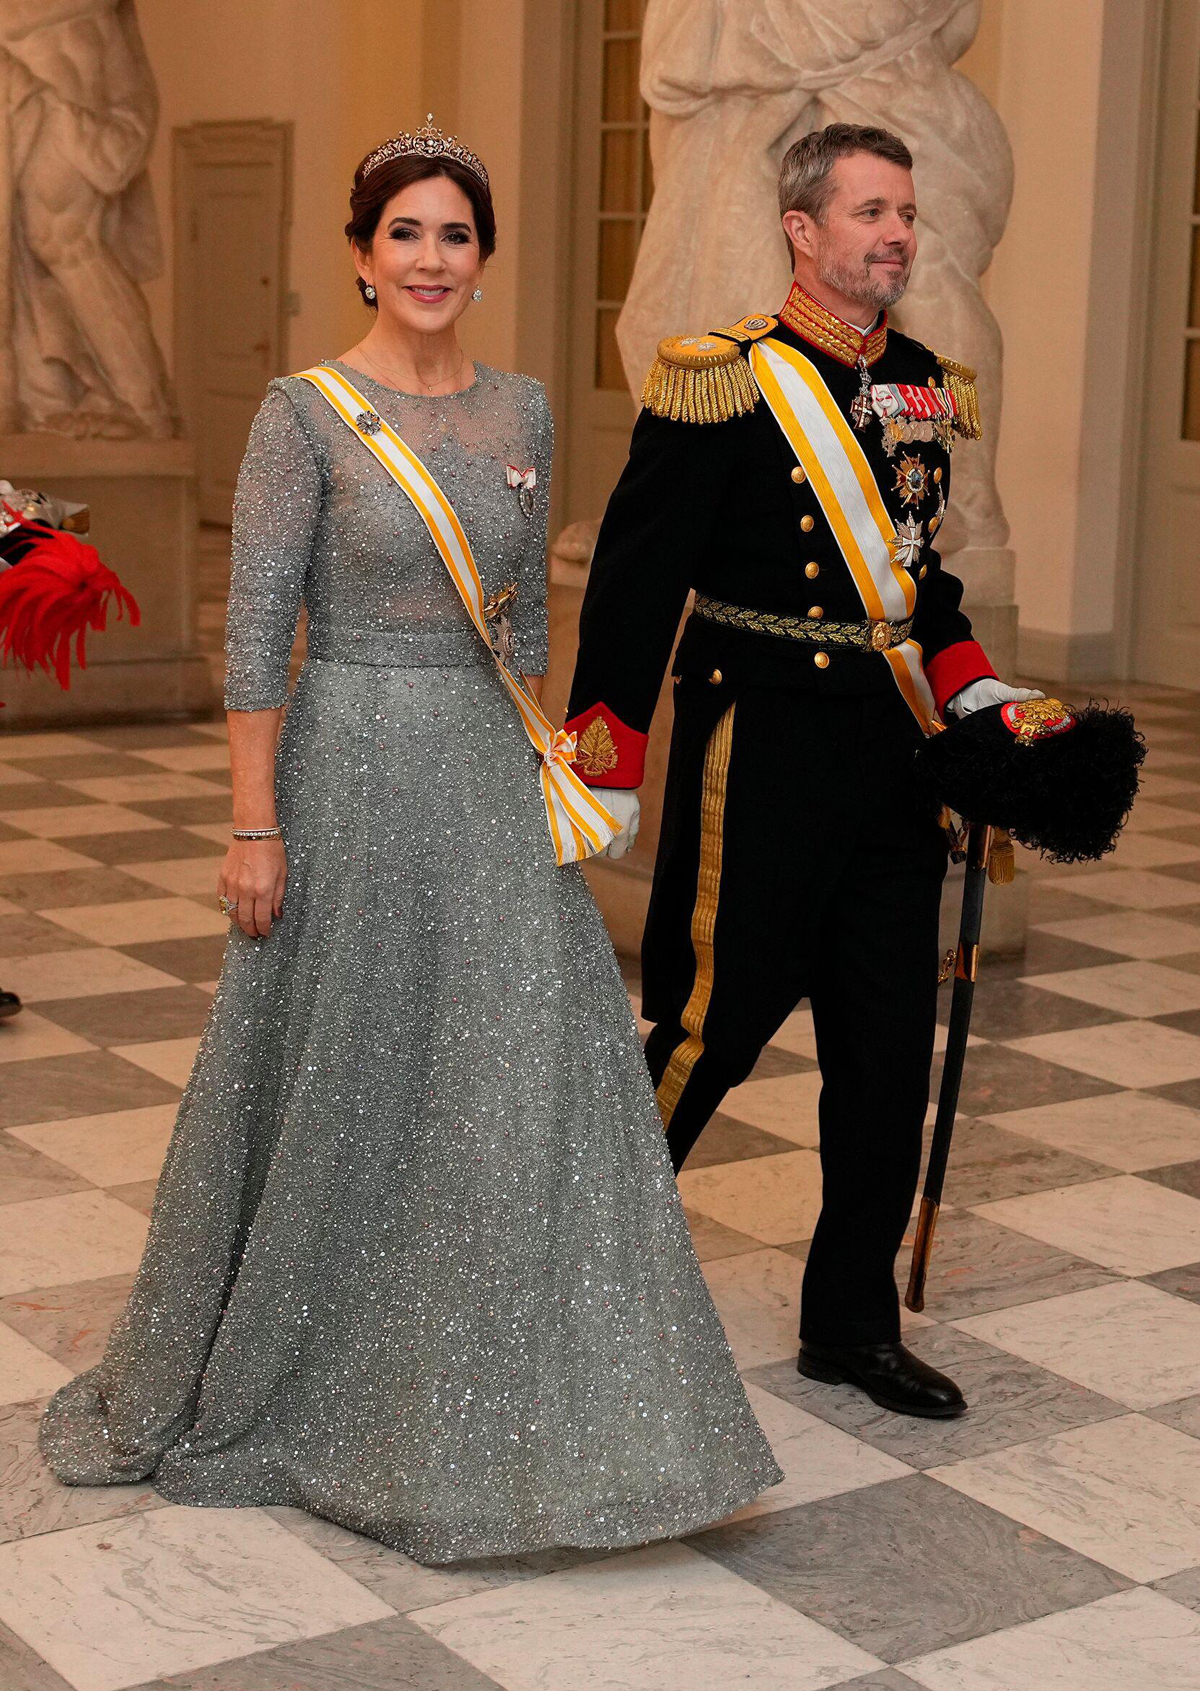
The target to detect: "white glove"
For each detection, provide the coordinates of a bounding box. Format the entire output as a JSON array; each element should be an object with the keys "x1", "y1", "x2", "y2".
[
  {"x1": 947, "y1": 678, "x2": 1045, "y2": 719},
  {"x1": 593, "y1": 788, "x2": 641, "y2": 860}
]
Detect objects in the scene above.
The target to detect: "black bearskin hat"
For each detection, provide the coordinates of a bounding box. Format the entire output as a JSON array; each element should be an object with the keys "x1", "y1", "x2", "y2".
[{"x1": 915, "y1": 698, "x2": 1145, "y2": 864}]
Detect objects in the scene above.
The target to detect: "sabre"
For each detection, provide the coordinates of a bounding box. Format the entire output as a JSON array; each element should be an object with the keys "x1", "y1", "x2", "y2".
[{"x1": 906, "y1": 819, "x2": 994, "y2": 1313}]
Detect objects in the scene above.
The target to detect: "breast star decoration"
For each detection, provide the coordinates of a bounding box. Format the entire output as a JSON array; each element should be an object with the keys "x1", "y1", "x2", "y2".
[
  {"x1": 892, "y1": 515, "x2": 924, "y2": 569},
  {"x1": 894, "y1": 453, "x2": 929, "y2": 506}
]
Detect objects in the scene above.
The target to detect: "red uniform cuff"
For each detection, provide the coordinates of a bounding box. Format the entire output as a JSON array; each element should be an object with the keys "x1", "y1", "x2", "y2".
[
  {"x1": 563, "y1": 701, "x2": 646, "y2": 788},
  {"x1": 925, "y1": 641, "x2": 996, "y2": 717}
]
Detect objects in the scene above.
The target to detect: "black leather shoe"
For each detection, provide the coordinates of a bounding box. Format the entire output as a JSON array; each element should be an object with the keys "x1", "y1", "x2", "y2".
[
  {"x1": 798, "y1": 1339, "x2": 966, "y2": 1418},
  {"x1": 0, "y1": 989, "x2": 21, "y2": 1021}
]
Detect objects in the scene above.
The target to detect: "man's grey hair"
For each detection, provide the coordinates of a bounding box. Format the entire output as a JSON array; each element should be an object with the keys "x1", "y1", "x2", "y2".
[{"x1": 778, "y1": 123, "x2": 914, "y2": 227}]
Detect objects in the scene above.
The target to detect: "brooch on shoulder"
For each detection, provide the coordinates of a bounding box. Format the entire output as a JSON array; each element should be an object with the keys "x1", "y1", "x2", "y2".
[{"x1": 506, "y1": 464, "x2": 537, "y2": 519}]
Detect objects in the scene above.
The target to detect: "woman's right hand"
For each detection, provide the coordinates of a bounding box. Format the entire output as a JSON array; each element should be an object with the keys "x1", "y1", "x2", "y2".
[{"x1": 217, "y1": 838, "x2": 288, "y2": 939}]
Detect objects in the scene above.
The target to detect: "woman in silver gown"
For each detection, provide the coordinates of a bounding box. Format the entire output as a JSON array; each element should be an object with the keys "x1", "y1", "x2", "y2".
[{"x1": 40, "y1": 124, "x2": 780, "y2": 1563}]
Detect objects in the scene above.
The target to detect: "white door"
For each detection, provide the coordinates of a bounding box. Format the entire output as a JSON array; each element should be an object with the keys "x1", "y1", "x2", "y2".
[
  {"x1": 1134, "y1": 2, "x2": 1200, "y2": 686},
  {"x1": 173, "y1": 122, "x2": 291, "y2": 525}
]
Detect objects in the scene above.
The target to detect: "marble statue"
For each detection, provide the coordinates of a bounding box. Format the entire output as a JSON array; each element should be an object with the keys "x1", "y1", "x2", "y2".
[
  {"x1": 622, "y1": 0, "x2": 1012, "y2": 559},
  {"x1": 0, "y1": 0, "x2": 176, "y2": 438}
]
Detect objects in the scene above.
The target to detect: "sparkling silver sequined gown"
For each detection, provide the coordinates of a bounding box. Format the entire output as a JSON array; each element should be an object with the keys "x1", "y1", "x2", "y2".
[{"x1": 40, "y1": 362, "x2": 780, "y2": 1562}]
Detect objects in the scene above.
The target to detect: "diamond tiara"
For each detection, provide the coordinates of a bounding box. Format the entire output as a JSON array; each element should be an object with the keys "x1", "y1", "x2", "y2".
[{"x1": 359, "y1": 115, "x2": 489, "y2": 190}]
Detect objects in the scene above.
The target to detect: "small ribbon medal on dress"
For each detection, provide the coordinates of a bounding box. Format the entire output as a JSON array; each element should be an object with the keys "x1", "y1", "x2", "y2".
[{"x1": 506, "y1": 464, "x2": 537, "y2": 519}]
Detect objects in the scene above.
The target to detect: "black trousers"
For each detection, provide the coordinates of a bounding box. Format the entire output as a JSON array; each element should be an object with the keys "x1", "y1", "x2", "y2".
[{"x1": 642, "y1": 679, "x2": 948, "y2": 1346}]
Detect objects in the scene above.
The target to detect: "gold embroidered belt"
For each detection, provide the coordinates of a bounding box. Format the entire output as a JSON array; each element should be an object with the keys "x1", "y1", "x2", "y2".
[{"x1": 693, "y1": 594, "x2": 914, "y2": 653}]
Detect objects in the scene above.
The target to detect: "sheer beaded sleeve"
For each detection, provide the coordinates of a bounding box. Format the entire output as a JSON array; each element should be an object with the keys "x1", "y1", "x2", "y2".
[
  {"x1": 224, "y1": 382, "x2": 323, "y2": 711},
  {"x1": 512, "y1": 386, "x2": 552, "y2": 676}
]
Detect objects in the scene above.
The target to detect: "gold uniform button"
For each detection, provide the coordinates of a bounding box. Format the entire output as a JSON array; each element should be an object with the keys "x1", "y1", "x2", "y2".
[
  {"x1": 805, "y1": 561, "x2": 820, "y2": 579},
  {"x1": 790, "y1": 465, "x2": 807, "y2": 484},
  {"x1": 929, "y1": 514, "x2": 941, "y2": 533},
  {"x1": 814, "y1": 651, "x2": 830, "y2": 670},
  {"x1": 807, "y1": 606, "x2": 823, "y2": 619},
  {"x1": 933, "y1": 467, "x2": 943, "y2": 483},
  {"x1": 800, "y1": 514, "x2": 815, "y2": 533},
  {"x1": 919, "y1": 564, "x2": 928, "y2": 579},
  {"x1": 709, "y1": 668, "x2": 723, "y2": 685}
]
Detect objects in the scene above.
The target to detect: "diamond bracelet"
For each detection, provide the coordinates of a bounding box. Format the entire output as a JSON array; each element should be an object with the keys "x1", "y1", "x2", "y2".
[{"x1": 231, "y1": 827, "x2": 282, "y2": 841}]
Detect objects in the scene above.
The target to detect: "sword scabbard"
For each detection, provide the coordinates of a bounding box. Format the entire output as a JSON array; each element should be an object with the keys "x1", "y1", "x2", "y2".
[{"x1": 905, "y1": 1195, "x2": 940, "y2": 1313}]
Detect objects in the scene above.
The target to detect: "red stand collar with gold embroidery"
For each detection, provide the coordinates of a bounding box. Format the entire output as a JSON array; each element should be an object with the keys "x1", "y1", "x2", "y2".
[{"x1": 777, "y1": 282, "x2": 888, "y2": 368}]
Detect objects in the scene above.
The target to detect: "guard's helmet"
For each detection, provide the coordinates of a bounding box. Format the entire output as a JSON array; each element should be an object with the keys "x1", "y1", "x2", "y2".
[{"x1": 915, "y1": 697, "x2": 1145, "y2": 864}]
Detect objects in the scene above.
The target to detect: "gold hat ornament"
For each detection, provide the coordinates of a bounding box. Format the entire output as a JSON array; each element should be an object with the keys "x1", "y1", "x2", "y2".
[{"x1": 359, "y1": 115, "x2": 489, "y2": 190}]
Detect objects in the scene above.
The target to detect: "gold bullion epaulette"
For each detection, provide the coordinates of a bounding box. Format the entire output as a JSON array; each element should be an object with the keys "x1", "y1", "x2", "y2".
[
  {"x1": 935, "y1": 353, "x2": 982, "y2": 441},
  {"x1": 641, "y1": 315, "x2": 776, "y2": 424}
]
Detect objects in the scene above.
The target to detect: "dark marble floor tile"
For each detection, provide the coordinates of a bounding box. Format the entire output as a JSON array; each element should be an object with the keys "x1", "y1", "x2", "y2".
[
  {"x1": 1157, "y1": 859, "x2": 1200, "y2": 886},
  {"x1": 688, "y1": 1473, "x2": 1127, "y2": 1663},
  {"x1": 0, "y1": 1398, "x2": 162, "y2": 1545},
  {"x1": 0, "y1": 866, "x2": 165, "y2": 910},
  {"x1": 1140, "y1": 1262, "x2": 1200, "y2": 1305},
  {"x1": 1152, "y1": 1007, "x2": 1200, "y2": 1038},
  {"x1": 146, "y1": 1614, "x2": 506, "y2": 1691},
  {"x1": 0, "y1": 1135, "x2": 91, "y2": 1205},
  {"x1": 1159, "y1": 950, "x2": 1200, "y2": 978},
  {"x1": 892, "y1": 1208, "x2": 1117, "y2": 1320},
  {"x1": 1027, "y1": 886, "x2": 1117, "y2": 923},
  {"x1": 0, "y1": 1050, "x2": 180, "y2": 1129},
  {"x1": 0, "y1": 783, "x2": 92, "y2": 814},
  {"x1": 1156, "y1": 789, "x2": 1200, "y2": 814},
  {"x1": 0, "y1": 914, "x2": 96, "y2": 958},
  {"x1": 0, "y1": 818, "x2": 24, "y2": 842},
  {"x1": 1150, "y1": 824, "x2": 1200, "y2": 847},
  {"x1": 42, "y1": 828, "x2": 220, "y2": 868},
  {"x1": 747, "y1": 1324, "x2": 1121, "y2": 1471},
  {"x1": 985, "y1": 932, "x2": 1127, "y2": 980},
  {"x1": 923, "y1": 1118, "x2": 1106, "y2": 1207},
  {"x1": 34, "y1": 986, "x2": 213, "y2": 1047},
  {"x1": 75, "y1": 721, "x2": 219, "y2": 750},
  {"x1": 1147, "y1": 1394, "x2": 1200, "y2": 1440},
  {"x1": 5, "y1": 753, "x2": 157, "y2": 782},
  {"x1": 0, "y1": 1273, "x2": 133, "y2": 1369},
  {"x1": 118, "y1": 934, "x2": 229, "y2": 982},
  {"x1": 682, "y1": 1206, "x2": 764, "y2": 1261},
  {"x1": 827, "y1": 1674, "x2": 929, "y2": 1691},
  {"x1": 0, "y1": 1616, "x2": 74, "y2": 1691},
  {"x1": 684, "y1": 1112, "x2": 800, "y2": 1169},
  {"x1": 929, "y1": 1043, "x2": 1119, "y2": 1118},
  {"x1": 107, "y1": 1179, "x2": 159, "y2": 1217},
  {"x1": 750, "y1": 1043, "x2": 819, "y2": 1080},
  {"x1": 1151, "y1": 1567, "x2": 1200, "y2": 1616},
  {"x1": 123, "y1": 795, "x2": 231, "y2": 827},
  {"x1": 1139, "y1": 1158, "x2": 1200, "y2": 1199},
  {"x1": 936, "y1": 980, "x2": 1126, "y2": 1042},
  {"x1": 1147, "y1": 1076, "x2": 1200, "y2": 1112}
]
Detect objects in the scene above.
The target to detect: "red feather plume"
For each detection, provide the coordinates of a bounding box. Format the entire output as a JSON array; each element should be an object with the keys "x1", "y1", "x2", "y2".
[{"x1": 0, "y1": 519, "x2": 140, "y2": 690}]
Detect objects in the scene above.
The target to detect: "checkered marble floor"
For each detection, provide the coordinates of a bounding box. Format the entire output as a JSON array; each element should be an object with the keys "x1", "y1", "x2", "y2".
[{"x1": 3, "y1": 682, "x2": 1200, "y2": 1691}]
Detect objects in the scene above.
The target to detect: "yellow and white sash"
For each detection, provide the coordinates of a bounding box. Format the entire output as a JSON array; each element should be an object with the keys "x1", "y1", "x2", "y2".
[
  {"x1": 295, "y1": 364, "x2": 617, "y2": 865},
  {"x1": 749, "y1": 337, "x2": 937, "y2": 734}
]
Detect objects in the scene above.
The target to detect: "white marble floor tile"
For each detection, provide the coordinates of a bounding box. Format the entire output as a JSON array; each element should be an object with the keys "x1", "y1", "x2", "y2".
[
  {"x1": 700, "y1": 1248, "x2": 801, "y2": 1368},
  {"x1": 973, "y1": 1174, "x2": 1200, "y2": 1275},
  {"x1": 0, "y1": 1506, "x2": 392, "y2": 1691},
  {"x1": 929, "y1": 1413, "x2": 1200, "y2": 1582},
  {"x1": 111, "y1": 1038, "x2": 199, "y2": 1089},
  {"x1": 1, "y1": 950, "x2": 180, "y2": 1003},
  {"x1": 1041, "y1": 869, "x2": 1200, "y2": 911},
  {"x1": 679, "y1": 1150, "x2": 823, "y2": 1244},
  {"x1": 42, "y1": 898, "x2": 227, "y2": 945},
  {"x1": 1039, "y1": 912, "x2": 1200, "y2": 959},
  {"x1": 1086, "y1": 833, "x2": 1200, "y2": 870},
  {"x1": 0, "y1": 1190, "x2": 148, "y2": 1296},
  {"x1": 1007, "y1": 1020, "x2": 1200, "y2": 1088},
  {"x1": 60, "y1": 773, "x2": 228, "y2": 804},
  {"x1": 955, "y1": 1280, "x2": 1200, "y2": 1409},
  {"x1": 0, "y1": 1012, "x2": 93, "y2": 1065},
  {"x1": 1022, "y1": 960, "x2": 1200, "y2": 1018},
  {"x1": 2, "y1": 805, "x2": 167, "y2": 840},
  {"x1": 410, "y1": 1540, "x2": 882, "y2": 1691},
  {"x1": 0, "y1": 1320, "x2": 71, "y2": 1404},
  {"x1": 1121, "y1": 798, "x2": 1200, "y2": 831},
  {"x1": 0, "y1": 840, "x2": 99, "y2": 876},
  {"x1": 901, "y1": 1586, "x2": 1200, "y2": 1691},
  {"x1": 985, "y1": 1089, "x2": 1200, "y2": 1172},
  {"x1": 720, "y1": 1072, "x2": 823, "y2": 1146},
  {"x1": 11, "y1": 1104, "x2": 176, "y2": 1187},
  {"x1": 767, "y1": 1007, "x2": 818, "y2": 1061},
  {"x1": 729, "y1": 1383, "x2": 912, "y2": 1520},
  {"x1": 130, "y1": 744, "x2": 230, "y2": 772},
  {"x1": 117, "y1": 856, "x2": 223, "y2": 898}
]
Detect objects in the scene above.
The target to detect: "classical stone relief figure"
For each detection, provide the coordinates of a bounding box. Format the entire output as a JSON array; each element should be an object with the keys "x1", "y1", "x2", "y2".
[
  {"x1": 623, "y1": 0, "x2": 1010, "y2": 554},
  {"x1": 0, "y1": 0, "x2": 176, "y2": 437}
]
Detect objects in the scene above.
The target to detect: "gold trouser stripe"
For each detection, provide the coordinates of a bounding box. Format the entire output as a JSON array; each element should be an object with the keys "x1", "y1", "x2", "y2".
[{"x1": 655, "y1": 703, "x2": 736, "y2": 1129}]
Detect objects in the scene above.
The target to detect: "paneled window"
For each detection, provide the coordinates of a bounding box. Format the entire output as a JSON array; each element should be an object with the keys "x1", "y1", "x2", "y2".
[{"x1": 594, "y1": 0, "x2": 653, "y2": 391}]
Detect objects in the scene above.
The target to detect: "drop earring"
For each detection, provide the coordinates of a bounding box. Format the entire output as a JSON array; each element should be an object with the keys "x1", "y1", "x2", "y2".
[
  {"x1": 472, "y1": 287, "x2": 483, "y2": 302},
  {"x1": 364, "y1": 284, "x2": 376, "y2": 301}
]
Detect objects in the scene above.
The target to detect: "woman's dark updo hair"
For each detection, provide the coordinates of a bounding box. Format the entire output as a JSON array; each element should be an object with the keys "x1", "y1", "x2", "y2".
[{"x1": 345, "y1": 153, "x2": 497, "y2": 310}]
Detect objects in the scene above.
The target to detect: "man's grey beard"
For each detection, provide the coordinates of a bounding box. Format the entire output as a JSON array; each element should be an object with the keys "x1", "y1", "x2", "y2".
[{"x1": 816, "y1": 244, "x2": 910, "y2": 311}]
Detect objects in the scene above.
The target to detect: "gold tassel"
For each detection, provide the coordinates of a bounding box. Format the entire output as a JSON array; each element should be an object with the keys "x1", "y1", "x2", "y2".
[
  {"x1": 987, "y1": 826, "x2": 1016, "y2": 885},
  {"x1": 936, "y1": 355, "x2": 983, "y2": 441},
  {"x1": 641, "y1": 352, "x2": 759, "y2": 424}
]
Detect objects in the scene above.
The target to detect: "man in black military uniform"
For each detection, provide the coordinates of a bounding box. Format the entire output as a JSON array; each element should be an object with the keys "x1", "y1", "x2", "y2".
[{"x1": 565, "y1": 124, "x2": 1040, "y2": 1419}]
